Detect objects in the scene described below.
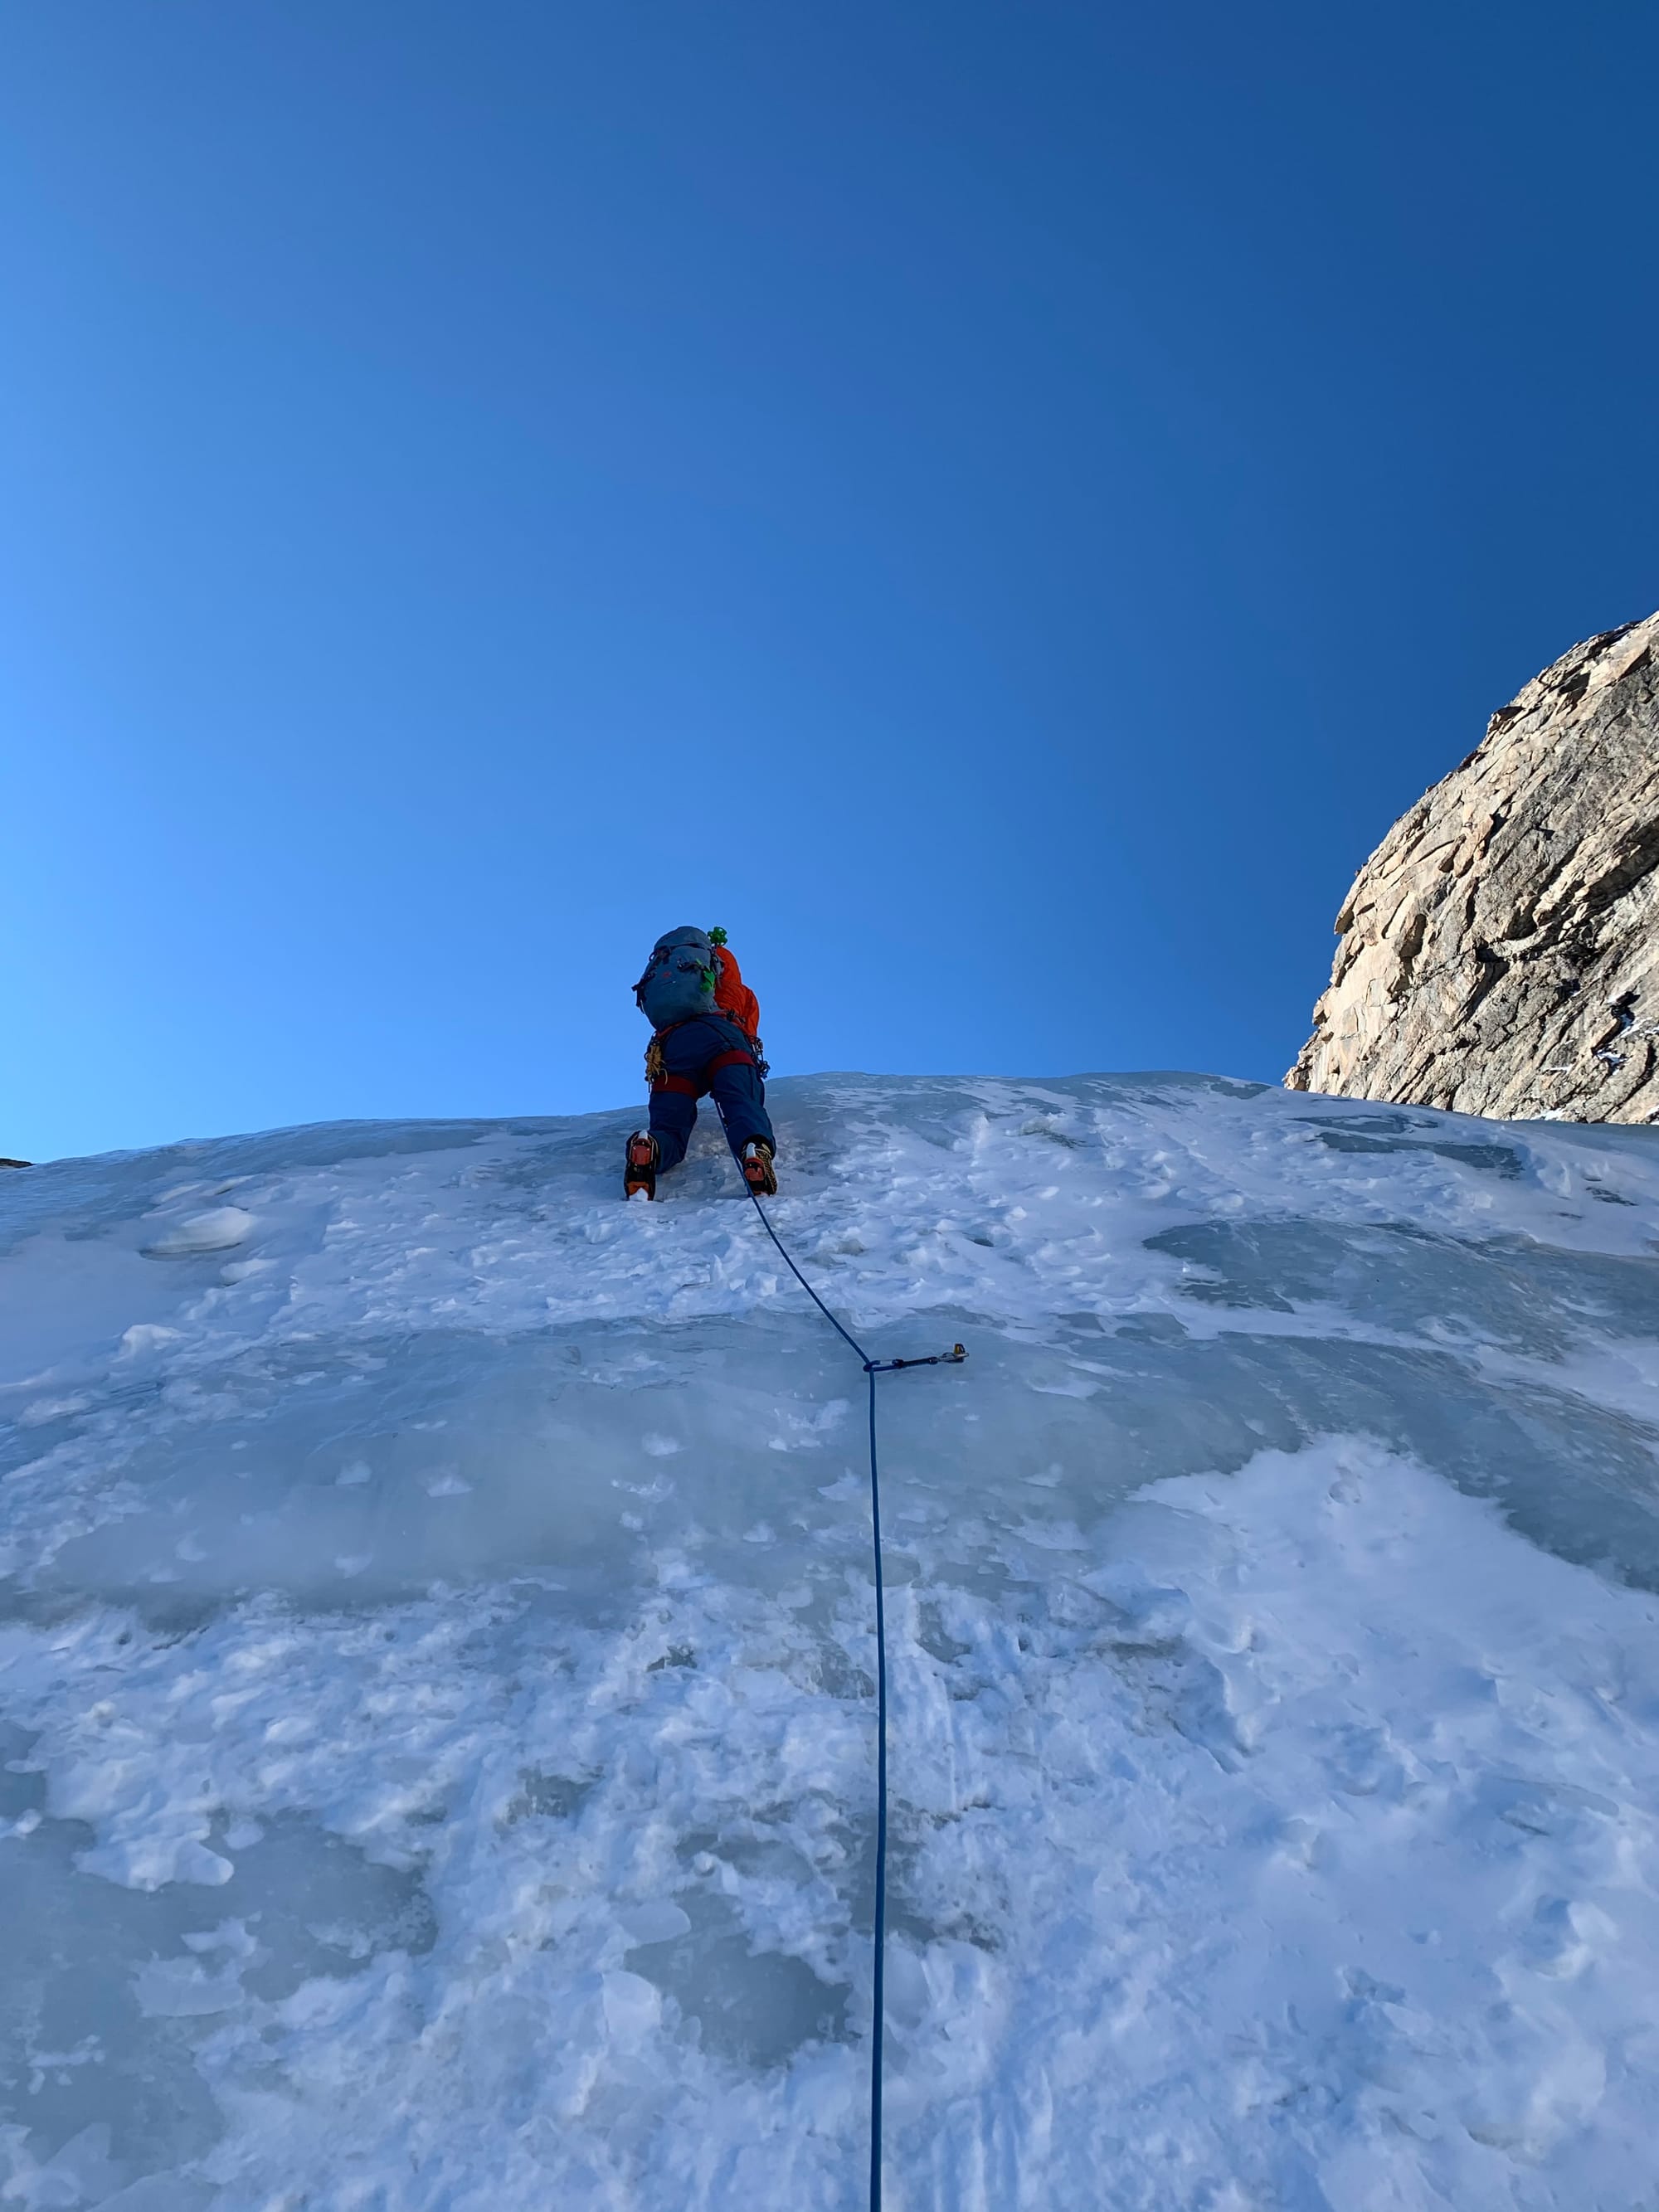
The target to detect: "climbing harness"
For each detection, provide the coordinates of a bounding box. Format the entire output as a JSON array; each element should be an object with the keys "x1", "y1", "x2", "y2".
[
  {"x1": 743, "y1": 1179, "x2": 966, "y2": 2212},
  {"x1": 645, "y1": 1023, "x2": 766, "y2": 1096}
]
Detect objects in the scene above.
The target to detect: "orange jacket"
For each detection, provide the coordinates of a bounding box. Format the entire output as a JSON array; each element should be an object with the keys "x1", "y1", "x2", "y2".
[{"x1": 713, "y1": 945, "x2": 761, "y2": 1041}]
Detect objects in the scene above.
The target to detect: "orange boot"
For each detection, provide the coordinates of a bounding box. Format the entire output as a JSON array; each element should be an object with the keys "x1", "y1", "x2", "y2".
[
  {"x1": 624, "y1": 1130, "x2": 659, "y2": 1200},
  {"x1": 740, "y1": 1138, "x2": 776, "y2": 1196}
]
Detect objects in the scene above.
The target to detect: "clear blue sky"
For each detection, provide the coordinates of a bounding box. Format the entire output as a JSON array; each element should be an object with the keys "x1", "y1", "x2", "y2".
[{"x1": 4, "y1": 2, "x2": 1656, "y2": 1163}]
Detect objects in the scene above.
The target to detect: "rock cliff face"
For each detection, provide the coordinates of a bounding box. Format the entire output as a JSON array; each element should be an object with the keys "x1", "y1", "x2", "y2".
[{"x1": 1288, "y1": 611, "x2": 1659, "y2": 1122}]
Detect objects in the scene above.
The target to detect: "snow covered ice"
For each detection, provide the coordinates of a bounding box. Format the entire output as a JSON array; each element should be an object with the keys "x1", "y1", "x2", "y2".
[{"x1": 4, "y1": 1072, "x2": 1659, "y2": 2210}]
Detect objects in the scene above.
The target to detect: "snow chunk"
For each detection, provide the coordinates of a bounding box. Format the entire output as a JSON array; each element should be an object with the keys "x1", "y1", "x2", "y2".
[{"x1": 141, "y1": 1205, "x2": 255, "y2": 1257}]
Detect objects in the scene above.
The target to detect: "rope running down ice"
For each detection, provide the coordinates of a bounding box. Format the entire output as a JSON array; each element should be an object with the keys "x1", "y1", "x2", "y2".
[{"x1": 744, "y1": 1184, "x2": 965, "y2": 2212}]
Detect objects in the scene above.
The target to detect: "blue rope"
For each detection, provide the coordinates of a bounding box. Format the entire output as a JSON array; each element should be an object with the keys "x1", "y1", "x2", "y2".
[
  {"x1": 746, "y1": 1186, "x2": 873, "y2": 1366},
  {"x1": 747, "y1": 1188, "x2": 888, "y2": 2209},
  {"x1": 864, "y1": 1358, "x2": 888, "y2": 2212},
  {"x1": 745, "y1": 1186, "x2": 966, "y2": 2212}
]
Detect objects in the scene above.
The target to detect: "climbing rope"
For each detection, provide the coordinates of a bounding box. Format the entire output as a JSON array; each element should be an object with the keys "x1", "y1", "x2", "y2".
[{"x1": 745, "y1": 1184, "x2": 966, "y2": 2212}]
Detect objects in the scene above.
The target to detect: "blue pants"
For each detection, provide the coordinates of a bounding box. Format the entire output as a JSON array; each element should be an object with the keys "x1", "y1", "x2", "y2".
[{"x1": 648, "y1": 1016, "x2": 776, "y2": 1170}]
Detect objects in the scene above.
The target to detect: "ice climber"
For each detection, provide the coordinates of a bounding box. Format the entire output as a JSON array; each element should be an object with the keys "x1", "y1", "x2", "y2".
[{"x1": 625, "y1": 926, "x2": 776, "y2": 1200}]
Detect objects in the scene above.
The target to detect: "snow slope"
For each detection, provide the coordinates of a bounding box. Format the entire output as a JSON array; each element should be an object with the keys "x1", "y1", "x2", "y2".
[{"x1": 3, "y1": 1072, "x2": 1659, "y2": 2211}]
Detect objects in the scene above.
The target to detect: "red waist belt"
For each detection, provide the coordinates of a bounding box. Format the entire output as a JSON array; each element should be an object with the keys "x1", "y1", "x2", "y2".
[{"x1": 652, "y1": 1046, "x2": 755, "y2": 1097}]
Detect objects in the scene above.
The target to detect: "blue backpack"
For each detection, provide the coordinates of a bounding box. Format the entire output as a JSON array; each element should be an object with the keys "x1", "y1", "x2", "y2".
[{"x1": 634, "y1": 926, "x2": 718, "y2": 1029}]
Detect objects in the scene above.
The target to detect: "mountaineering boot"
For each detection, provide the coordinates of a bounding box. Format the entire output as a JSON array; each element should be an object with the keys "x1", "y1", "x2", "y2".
[
  {"x1": 740, "y1": 1137, "x2": 777, "y2": 1197},
  {"x1": 624, "y1": 1130, "x2": 659, "y2": 1200}
]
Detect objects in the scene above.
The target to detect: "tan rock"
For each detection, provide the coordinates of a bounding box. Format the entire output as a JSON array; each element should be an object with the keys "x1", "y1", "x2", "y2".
[{"x1": 1287, "y1": 611, "x2": 1659, "y2": 1121}]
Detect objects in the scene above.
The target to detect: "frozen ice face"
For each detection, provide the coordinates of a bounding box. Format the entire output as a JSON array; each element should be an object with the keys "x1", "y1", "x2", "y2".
[{"x1": 2, "y1": 1077, "x2": 1659, "y2": 2208}]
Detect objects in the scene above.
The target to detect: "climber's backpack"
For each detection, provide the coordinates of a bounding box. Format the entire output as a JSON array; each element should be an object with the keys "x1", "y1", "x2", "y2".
[{"x1": 634, "y1": 926, "x2": 719, "y2": 1029}]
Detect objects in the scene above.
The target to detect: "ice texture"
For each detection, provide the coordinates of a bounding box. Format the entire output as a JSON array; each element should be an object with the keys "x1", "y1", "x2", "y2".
[{"x1": 3, "y1": 1072, "x2": 1659, "y2": 2208}]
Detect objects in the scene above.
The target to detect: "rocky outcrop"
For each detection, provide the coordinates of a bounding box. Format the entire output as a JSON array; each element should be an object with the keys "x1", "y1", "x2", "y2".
[{"x1": 1287, "y1": 611, "x2": 1659, "y2": 1122}]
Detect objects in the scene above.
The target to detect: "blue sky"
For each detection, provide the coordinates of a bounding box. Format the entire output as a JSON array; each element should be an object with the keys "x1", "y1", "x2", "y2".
[{"x1": 4, "y1": 2, "x2": 1656, "y2": 1163}]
